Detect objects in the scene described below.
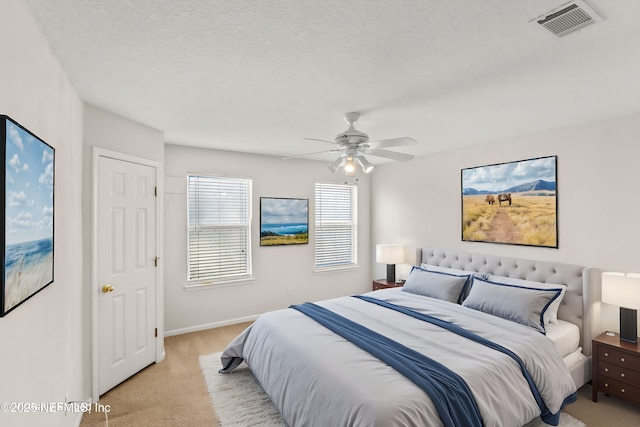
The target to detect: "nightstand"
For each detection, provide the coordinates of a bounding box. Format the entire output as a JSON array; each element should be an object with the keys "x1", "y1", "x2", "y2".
[
  {"x1": 372, "y1": 279, "x2": 404, "y2": 291},
  {"x1": 592, "y1": 331, "x2": 640, "y2": 406}
]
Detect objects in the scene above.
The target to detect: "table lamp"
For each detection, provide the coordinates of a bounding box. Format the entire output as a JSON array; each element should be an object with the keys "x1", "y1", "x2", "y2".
[
  {"x1": 602, "y1": 272, "x2": 640, "y2": 343},
  {"x1": 376, "y1": 244, "x2": 405, "y2": 283}
]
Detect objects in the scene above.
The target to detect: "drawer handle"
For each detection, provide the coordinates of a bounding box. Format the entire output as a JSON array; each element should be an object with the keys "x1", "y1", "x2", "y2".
[
  {"x1": 605, "y1": 383, "x2": 609, "y2": 387},
  {"x1": 605, "y1": 352, "x2": 609, "y2": 357},
  {"x1": 621, "y1": 373, "x2": 625, "y2": 378},
  {"x1": 621, "y1": 358, "x2": 625, "y2": 363},
  {"x1": 605, "y1": 368, "x2": 609, "y2": 372},
  {"x1": 622, "y1": 388, "x2": 626, "y2": 393}
]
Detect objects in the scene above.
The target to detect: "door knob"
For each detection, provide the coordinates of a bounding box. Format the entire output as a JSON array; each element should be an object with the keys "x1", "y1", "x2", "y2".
[{"x1": 102, "y1": 285, "x2": 114, "y2": 293}]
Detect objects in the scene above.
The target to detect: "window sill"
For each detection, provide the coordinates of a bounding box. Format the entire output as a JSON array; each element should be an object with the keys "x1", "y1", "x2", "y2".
[
  {"x1": 184, "y1": 277, "x2": 255, "y2": 292},
  {"x1": 314, "y1": 265, "x2": 360, "y2": 275}
]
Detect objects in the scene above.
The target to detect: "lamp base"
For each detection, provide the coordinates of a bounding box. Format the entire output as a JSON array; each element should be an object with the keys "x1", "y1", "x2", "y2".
[
  {"x1": 386, "y1": 264, "x2": 396, "y2": 283},
  {"x1": 620, "y1": 307, "x2": 637, "y2": 343}
]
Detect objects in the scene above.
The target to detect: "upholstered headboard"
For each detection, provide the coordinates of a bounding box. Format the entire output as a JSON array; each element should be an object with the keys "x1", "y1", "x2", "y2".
[{"x1": 420, "y1": 247, "x2": 600, "y2": 357}]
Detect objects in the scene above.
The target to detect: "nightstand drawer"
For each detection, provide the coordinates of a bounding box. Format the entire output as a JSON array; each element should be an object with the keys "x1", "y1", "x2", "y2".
[
  {"x1": 599, "y1": 377, "x2": 640, "y2": 404},
  {"x1": 599, "y1": 361, "x2": 640, "y2": 383},
  {"x1": 592, "y1": 332, "x2": 640, "y2": 405},
  {"x1": 598, "y1": 346, "x2": 640, "y2": 371}
]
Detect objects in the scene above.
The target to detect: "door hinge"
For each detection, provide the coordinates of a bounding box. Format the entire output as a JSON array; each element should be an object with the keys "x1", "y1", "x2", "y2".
[
  {"x1": 154, "y1": 257, "x2": 158, "y2": 267},
  {"x1": 155, "y1": 328, "x2": 158, "y2": 338},
  {"x1": 155, "y1": 186, "x2": 158, "y2": 197}
]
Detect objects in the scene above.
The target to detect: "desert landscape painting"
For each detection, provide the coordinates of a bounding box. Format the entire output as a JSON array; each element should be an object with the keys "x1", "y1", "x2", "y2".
[{"x1": 461, "y1": 156, "x2": 557, "y2": 247}]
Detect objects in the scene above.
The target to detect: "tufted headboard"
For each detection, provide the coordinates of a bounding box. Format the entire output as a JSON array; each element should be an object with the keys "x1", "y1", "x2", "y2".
[{"x1": 420, "y1": 247, "x2": 600, "y2": 357}]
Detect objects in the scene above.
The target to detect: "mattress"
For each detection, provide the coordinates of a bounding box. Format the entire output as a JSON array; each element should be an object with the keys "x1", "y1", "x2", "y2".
[{"x1": 545, "y1": 319, "x2": 581, "y2": 358}]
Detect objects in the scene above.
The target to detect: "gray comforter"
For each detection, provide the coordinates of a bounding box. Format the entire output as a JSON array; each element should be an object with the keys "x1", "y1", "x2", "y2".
[{"x1": 221, "y1": 288, "x2": 577, "y2": 426}]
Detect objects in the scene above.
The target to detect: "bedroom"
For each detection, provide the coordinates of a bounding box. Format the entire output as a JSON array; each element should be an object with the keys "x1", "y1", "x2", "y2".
[{"x1": 1, "y1": 0, "x2": 640, "y2": 426}]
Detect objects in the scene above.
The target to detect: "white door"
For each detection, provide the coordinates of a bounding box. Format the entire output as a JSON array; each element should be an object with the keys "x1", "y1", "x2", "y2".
[{"x1": 97, "y1": 156, "x2": 157, "y2": 395}]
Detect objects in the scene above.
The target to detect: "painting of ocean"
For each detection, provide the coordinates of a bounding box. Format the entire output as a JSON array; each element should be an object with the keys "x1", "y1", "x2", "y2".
[
  {"x1": 260, "y1": 198, "x2": 309, "y2": 246},
  {"x1": 4, "y1": 238, "x2": 54, "y2": 312},
  {"x1": 2, "y1": 115, "x2": 55, "y2": 316}
]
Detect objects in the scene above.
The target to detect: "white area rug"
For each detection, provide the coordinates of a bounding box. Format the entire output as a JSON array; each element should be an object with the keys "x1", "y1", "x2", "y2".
[{"x1": 200, "y1": 352, "x2": 585, "y2": 427}]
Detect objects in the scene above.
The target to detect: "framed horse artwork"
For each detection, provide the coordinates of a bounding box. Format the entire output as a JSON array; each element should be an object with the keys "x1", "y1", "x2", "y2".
[{"x1": 460, "y1": 155, "x2": 558, "y2": 248}]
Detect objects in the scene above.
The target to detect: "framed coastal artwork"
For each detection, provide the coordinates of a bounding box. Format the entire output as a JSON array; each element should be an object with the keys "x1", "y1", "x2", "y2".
[
  {"x1": 260, "y1": 197, "x2": 308, "y2": 246},
  {"x1": 461, "y1": 155, "x2": 557, "y2": 248},
  {"x1": 1, "y1": 115, "x2": 55, "y2": 317}
]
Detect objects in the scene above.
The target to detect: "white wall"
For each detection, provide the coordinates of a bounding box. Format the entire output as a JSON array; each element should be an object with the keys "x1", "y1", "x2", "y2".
[
  {"x1": 83, "y1": 104, "x2": 165, "y2": 164},
  {"x1": 164, "y1": 144, "x2": 371, "y2": 334},
  {"x1": 0, "y1": 1, "x2": 84, "y2": 426},
  {"x1": 82, "y1": 104, "x2": 165, "y2": 394},
  {"x1": 371, "y1": 111, "x2": 640, "y2": 335}
]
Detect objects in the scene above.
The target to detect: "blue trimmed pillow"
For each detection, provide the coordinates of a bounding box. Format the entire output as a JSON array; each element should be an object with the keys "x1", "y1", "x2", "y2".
[
  {"x1": 486, "y1": 275, "x2": 567, "y2": 324},
  {"x1": 421, "y1": 264, "x2": 488, "y2": 300},
  {"x1": 461, "y1": 277, "x2": 563, "y2": 333},
  {"x1": 402, "y1": 267, "x2": 471, "y2": 304}
]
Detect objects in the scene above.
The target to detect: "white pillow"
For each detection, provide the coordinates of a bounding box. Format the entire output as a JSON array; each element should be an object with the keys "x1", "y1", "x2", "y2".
[
  {"x1": 462, "y1": 277, "x2": 563, "y2": 334},
  {"x1": 487, "y1": 275, "x2": 567, "y2": 324},
  {"x1": 421, "y1": 264, "x2": 487, "y2": 301},
  {"x1": 402, "y1": 267, "x2": 471, "y2": 303}
]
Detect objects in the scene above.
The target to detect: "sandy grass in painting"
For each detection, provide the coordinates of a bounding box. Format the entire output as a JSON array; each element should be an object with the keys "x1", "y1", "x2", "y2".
[
  {"x1": 462, "y1": 198, "x2": 499, "y2": 242},
  {"x1": 260, "y1": 233, "x2": 308, "y2": 246},
  {"x1": 462, "y1": 194, "x2": 556, "y2": 246},
  {"x1": 5, "y1": 254, "x2": 53, "y2": 312}
]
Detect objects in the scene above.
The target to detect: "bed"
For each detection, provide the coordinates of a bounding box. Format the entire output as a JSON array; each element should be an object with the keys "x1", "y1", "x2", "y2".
[{"x1": 220, "y1": 247, "x2": 600, "y2": 426}]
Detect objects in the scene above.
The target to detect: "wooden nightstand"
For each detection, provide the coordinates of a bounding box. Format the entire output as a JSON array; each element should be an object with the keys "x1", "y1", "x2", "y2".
[
  {"x1": 372, "y1": 279, "x2": 404, "y2": 291},
  {"x1": 592, "y1": 331, "x2": 640, "y2": 406}
]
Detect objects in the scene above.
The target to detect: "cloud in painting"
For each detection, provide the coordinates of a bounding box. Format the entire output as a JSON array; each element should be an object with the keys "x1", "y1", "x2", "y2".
[
  {"x1": 8, "y1": 190, "x2": 32, "y2": 207},
  {"x1": 463, "y1": 157, "x2": 556, "y2": 192},
  {"x1": 39, "y1": 162, "x2": 54, "y2": 187},
  {"x1": 261, "y1": 198, "x2": 308, "y2": 224},
  {"x1": 42, "y1": 149, "x2": 54, "y2": 163},
  {"x1": 8, "y1": 123, "x2": 23, "y2": 151}
]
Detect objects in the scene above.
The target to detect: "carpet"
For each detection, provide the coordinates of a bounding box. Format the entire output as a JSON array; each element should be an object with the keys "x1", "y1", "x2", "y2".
[{"x1": 200, "y1": 352, "x2": 586, "y2": 427}]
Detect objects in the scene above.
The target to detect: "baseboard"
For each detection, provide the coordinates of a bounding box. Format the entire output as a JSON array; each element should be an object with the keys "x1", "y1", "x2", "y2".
[
  {"x1": 164, "y1": 314, "x2": 260, "y2": 337},
  {"x1": 67, "y1": 410, "x2": 84, "y2": 427}
]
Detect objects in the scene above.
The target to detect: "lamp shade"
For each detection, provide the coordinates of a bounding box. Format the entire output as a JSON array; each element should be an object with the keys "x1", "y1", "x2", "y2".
[
  {"x1": 602, "y1": 272, "x2": 640, "y2": 309},
  {"x1": 376, "y1": 244, "x2": 405, "y2": 265},
  {"x1": 356, "y1": 155, "x2": 374, "y2": 173}
]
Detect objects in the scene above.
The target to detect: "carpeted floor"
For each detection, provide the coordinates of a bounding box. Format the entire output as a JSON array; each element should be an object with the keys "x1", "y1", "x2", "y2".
[{"x1": 81, "y1": 323, "x2": 640, "y2": 427}]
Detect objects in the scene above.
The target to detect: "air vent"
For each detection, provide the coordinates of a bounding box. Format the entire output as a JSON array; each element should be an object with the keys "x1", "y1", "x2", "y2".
[{"x1": 532, "y1": 1, "x2": 602, "y2": 38}]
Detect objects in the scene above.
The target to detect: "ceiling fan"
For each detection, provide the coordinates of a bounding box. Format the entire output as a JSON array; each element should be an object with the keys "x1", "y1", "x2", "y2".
[{"x1": 285, "y1": 112, "x2": 418, "y2": 176}]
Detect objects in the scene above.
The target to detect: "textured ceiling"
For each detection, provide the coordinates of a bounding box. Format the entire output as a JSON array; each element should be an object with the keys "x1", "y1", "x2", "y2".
[{"x1": 24, "y1": 0, "x2": 640, "y2": 164}]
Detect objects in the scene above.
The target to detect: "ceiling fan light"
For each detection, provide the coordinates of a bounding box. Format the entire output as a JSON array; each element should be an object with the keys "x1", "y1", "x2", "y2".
[
  {"x1": 328, "y1": 156, "x2": 344, "y2": 173},
  {"x1": 356, "y1": 156, "x2": 374, "y2": 173},
  {"x1": 344, "y1": 156, "x2": 356, "y2": 174}
]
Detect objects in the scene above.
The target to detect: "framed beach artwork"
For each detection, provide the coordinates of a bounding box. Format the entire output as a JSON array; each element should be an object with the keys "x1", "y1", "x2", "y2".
[
  {"x1": 1, "y1": 115, "x2": 55, "y2": 317},
  {"x1": 260, "y1": 197, "x2": 308, "y2": 246},
  {"x1": 461, "y1": 155, "x2": 557, "y2": 248}
]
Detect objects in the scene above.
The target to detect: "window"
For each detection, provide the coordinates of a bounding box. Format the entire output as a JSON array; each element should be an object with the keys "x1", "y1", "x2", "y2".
[
  {"x1": 314, "y1": 182, "x2": 358, "y2": 269},
  {"x1": 187, "y1": 175, "x2": 252, "y2": 284}
]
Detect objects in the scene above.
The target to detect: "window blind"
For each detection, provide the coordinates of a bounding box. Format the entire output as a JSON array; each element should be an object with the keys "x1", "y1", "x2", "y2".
[
  {"x1": 314, "y1": 182, "x2": 358, "y2": 269},
  {"x1": 187, "y1": 175, "x2": 252, "y2": 282}
]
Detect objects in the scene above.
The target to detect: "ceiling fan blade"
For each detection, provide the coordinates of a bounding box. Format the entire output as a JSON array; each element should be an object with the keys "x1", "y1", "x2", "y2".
[
  {"x1": 303, "y1": 137, "x2": 337, "y2": 144},
  {"x1": 364, "y1": 148, "x2": 415, "y2": 162},
  {"x1": 283, "y1": 149, "x2": 341, "y2": 160},
  {"x1": 368, "y1": 137, "x2": 417, "y2": 149}
]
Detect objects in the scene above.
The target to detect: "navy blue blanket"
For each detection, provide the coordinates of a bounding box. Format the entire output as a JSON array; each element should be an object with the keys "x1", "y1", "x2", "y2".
[
  {"x1": 290, "y1": 302, "x2": 483, "y2": 427},
  {"x1": 354, "y1": 295, "x2": 576, "y2": 425}
]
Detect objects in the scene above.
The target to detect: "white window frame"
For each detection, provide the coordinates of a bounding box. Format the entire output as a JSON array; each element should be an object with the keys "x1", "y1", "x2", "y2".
[
  {"x1": 186, "y1": 174, "x2": 253, "y2": 288},
  {"x1": 314, "y1": 182, "x2": 358, "y2": 271}
]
